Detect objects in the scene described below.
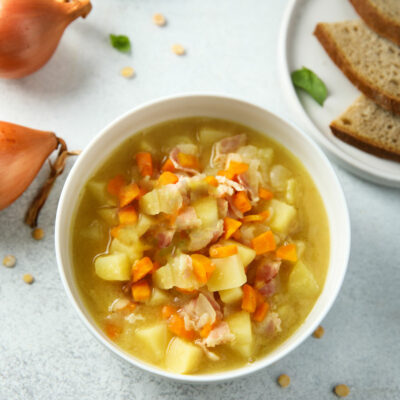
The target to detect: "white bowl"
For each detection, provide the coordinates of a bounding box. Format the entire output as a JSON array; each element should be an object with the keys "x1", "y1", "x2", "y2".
[{"x1": 55, "y1": 94, "x2": 351, "y2": 383}]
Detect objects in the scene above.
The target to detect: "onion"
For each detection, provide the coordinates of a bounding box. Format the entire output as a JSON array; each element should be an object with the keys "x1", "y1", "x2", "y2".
[
  {"x1": 0, "y1": 0, "x2": 92, "y2": 79},
  {"x1": 269, "y1": 165, "x2": 292, "y2": 191},
  {"x1": 0, "y1": 121, "x2": 79, "y2": 227}
]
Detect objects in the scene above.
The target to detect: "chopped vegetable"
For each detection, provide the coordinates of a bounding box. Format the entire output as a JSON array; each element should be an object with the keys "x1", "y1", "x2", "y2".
[
  {"x1": 109, "y1": 34, "x2": 131, "y2": 53},
  {"x1": 191, "y1": 254, "x2": 215, "y2": 284},
  {"x1": 158, "y1": 171, "x2": 179, "y2": 186},
  {"x1": 209, "y1": 244, "x2": 238, "y2": 258},
  {"x1": 177, "y1": 152, "x2": 199, "y2": 169},
  {"x1": 276, "y1": 243, "x2": 297, "y2": 262},
  {"x1": 131, "y1": 280, "x2": 151, "y2": 302},
  {"x1": 241, "y1": 284, "x2": 257, "y2": 313},
  {"x1": 242, "y1": 211, "x2": 269, "y2": 223},
  {"x1": 259, "y1": 187, "x2": 274, "y2": 200},
  {"x1": 200, "y1": 322, "x2": 213, "y2": 338},
  {"x1": 168, "y1": 313, "x2": 195, "y2": 340},
  {"x1": 291, "y1": 66, "x2": 328, "y2": 106},
  {"x1": 219, "y1": 287, "x2": 243, "y2": 304},
  {"x1": 207, "y1": 254, "x2": 246, "y2": 291},
  {"x1": 136, "y1": 152, "x2": 153, "y2": 177},
  {"x1": 165, "y1": 337, "x2": 203, "y2": 374},
  {"x1": 119, "y1": 183, "x2": 140, "y2": 207},
  {"x1": 161, "y1": 304, "x2": 176, "y2": 319},
  {"x1": 253, "y1": 301, "x2": 269, "y2": 322},
  {"x1": 118, "y1": 205, "x2": 138, "y2": 225},
  {"x1": 95, "y1": 253, "x2": 131, "y2": 281},
  {"x1": 232, "y1": 191, "x2": 252, "y2": 213},
  {"x1": 107, "y1": 175, "x2": 125, "y2": 196},
  {"x1": 161, "y1": 158, "x2": 175, "y2": 172},
  {"x1": 251, "y1": 231, "x2": 276, "y2": 255},
  {"x1": 223, "y1": 217, "x2": 242, "y2": 239},
  {"x1": 132, "y1": 257, "x2": 153, "y2": 282},
  {"x1": 204, "y1": 175, "x2": 219, "y2": 187},
  {"x1": 105, "y1": 323, "x2": 122, "y2": 340},
  {"x1": 135, "y1": 324, "x2": 168, "y2": 361},
  {"x1": 269, "y1": 199, "x2": 296, "y2": 234}
]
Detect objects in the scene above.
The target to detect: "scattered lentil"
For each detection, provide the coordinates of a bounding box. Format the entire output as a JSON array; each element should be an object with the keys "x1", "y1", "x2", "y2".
[
  {"x1": 153, "y1": 13, "x2": 166, "y2": 26},
  {"x1": 171, "y1": 44, "x2": 185, "y2": 56},
  {"x1": 334, "y1": 384, "x2": 350, "y2": 397},
  {"x1": 313, "y1": 325, "x2": 325, "y2": 339},
  {"x1": 3, "y1": 255, "x2": 16, "y2": 268},
  {"x1": 277, "y1": 374, "x2": 290, "y2": 388},
  {"x1": 120, "y1": 66, "x2": 135, "y2": 79},
  {"x1": 32, "y1": 228, "x2": 44, "y2": 240},
  {"x1": 23, "y1": 273, "x2": 34, "y2": 284}
]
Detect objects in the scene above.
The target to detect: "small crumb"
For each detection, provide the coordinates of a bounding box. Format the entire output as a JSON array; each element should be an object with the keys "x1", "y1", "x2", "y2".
[
  {"x1": 23, "y1": 273, "x2": 34, "y2": 284},
  {"x1": 277, "y1": 374, "x2": 290, "y2": 388},
  {"x1": 334, "y1": 384, "x2": 350, "y2": 397},
  {"x1": 120, "y1": 66, "x2": 135, "y2": 79},
  {"x1": 172, "y1": 44, "x2": 185, "y2": 56},
  {"x1": 153, "y1": 13, "x2": 166, "y2": 26},
  {"x1": 3, "y1": 255, "x2": 16, "y2": 268},
  {"x1": 313, "y1": 325, "x2": 325, "y2": 339},
  {"x1": 32, "y1": 228, "x2": 44, "y2": 240}
]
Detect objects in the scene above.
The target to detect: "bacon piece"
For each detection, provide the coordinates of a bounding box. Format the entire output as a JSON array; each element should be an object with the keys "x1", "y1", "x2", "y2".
[
  {"x1": 200, "y1": 321, "x2": 235, "y2": 347},
  {"x1": 181, "y1": 294, "x2": 217, "y2": 331},
  {"x1": 254, "y1": 312, "x2": 282, "y2": 335},
  {"x1": 169, "y1": 146, "x2": 200, "y2": 175},
  {"x1": 156, "y1": 229, "x2": 175, "y2": 248},
  {"x1": 175, "y1": 207, "x2": 202, "y2": 231}
]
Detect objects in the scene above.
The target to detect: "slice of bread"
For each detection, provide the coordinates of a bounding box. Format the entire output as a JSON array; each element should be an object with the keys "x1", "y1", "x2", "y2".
[
  {"x1": 314, "y1": 20, "x2": 400, "y2": 115},
  {"x1": 349, "y1": 0, "x2": 400, "y2": 46},
  {"x1": 330, "y1": 95, "x2": 400, "y2": 162}
]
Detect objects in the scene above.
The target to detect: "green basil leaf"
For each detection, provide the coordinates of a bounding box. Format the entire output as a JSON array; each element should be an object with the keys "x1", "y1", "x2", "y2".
[
  {"x1": 291, "y1": 67, "x2": 328, "y2": 106},
  {"x1": 109, "y1": 34, "x2": 131, "y2": 53}
]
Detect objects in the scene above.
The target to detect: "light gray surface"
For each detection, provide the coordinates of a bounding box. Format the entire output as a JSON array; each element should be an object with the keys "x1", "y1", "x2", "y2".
[{"x1": 0, "y1": 1, "x2": 399, "y2": 399}]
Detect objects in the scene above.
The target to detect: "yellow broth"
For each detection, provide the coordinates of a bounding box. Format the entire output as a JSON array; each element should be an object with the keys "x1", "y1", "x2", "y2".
[{"x1": 71, "y1": 117, "x2": 330, "y2": 374}]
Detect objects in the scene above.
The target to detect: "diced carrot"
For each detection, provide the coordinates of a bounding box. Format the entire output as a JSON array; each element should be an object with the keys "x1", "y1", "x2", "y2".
[
  {"x1": 118, "y1": 205, "x2": 138, "y2": 225},
  {"x1": 200, "y1": 322, "x2": 213, "y2": 338},
  {"x1": 158, "y1": 171, "x2": 179, "y2": 186},
  {"x1": 107, "y1": 175, "x2": 125, "y2": 197},
  {"x1": 136, "y1": 152, "x2": 153, "y2": 177},
  {"x1": 175, "y1": 287, "x2": 198, "y2": 294},
  {"x1": 131, "y1": 280, "x2": 151, "y2": 302},
  {"x1": 232, "y1": 229, "x2": 242, "y2": 241},
  {"x1": 241, "y1": 284, "x2": 257, "y2": 313},
  {"x1": 251, "y1": 230, "x2": 276, "y2": 255},
  {"x1": 138, "y1": 186, "x2": 148, "y2": 197},
  {"x1": 276, "y1": 243, "x2": 298, "y2": 262},
  {"x1": 205, "y1": 175, "x2": 219, "y2": 187},
  {"x1": 105, "y1": 323, "x2": 122, "y2": 340},
  {"x1": 223, "y1": 217, "x2": 242, "y2": 239},
  {"x1": 161, "y1": 305, "x2": 176, "y2": 319},
  {"x1": 165, "y1": 213, "x2": 177, "y2": 227},
  {"x1": 177, "y1": 152, "x2": 199, "y2": 170},
  {"x1": 253, "y1": 301, "x2": 270, "y2": 322},
  {"x1": 110, "y1": 225, "x2": 121, "y2": 238},
  {"x1": 132, "y1": 257, "x2": 154, "y2": 283},
  {"x1": 161, "y1": 158, "x2": 176, "y2": 172},
  {"x1": 168, "y1": 313, "x2": 196, "y2": 340},
  {"x1": 152, "y1": 261, "x2": 161, "y2": 273},
  {"x1": 259, "y1": 187, "x2": 274, "y2": 200},
  {"x1": 232, "y1": 191, "x2": 252, "y2": 213},
  {"x1": 209, "y1": 244, "x2": 238, "y2": 258},
  {"x1": 217, "y1": 170, "x2": 234, "y2": 180},
  {"x1": 227, "y1": 161, "x2": 249, "y2": 175},
  {"x1": 191, "y1": 254, "x2": 215, "y2": 283},
  {"x1": 242, "y1": 211, "x2": 270, "y2": 223},
  {"x1": 119, "y1": 183, "x2": 140, "y2": 207}
]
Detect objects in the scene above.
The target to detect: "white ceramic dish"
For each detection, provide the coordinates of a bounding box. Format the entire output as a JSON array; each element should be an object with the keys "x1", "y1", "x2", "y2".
[
  {"x1": 278, "y1": 0, "x2": 400, "y2": 188},
  {"x1": 55, "y1": 94, "x2": 351, "y2": 383}
]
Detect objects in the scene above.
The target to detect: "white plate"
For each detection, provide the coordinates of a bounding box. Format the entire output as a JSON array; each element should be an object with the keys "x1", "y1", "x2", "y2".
[{"x1": 278, "y1": 0, "x2": 400, "y2": 188}]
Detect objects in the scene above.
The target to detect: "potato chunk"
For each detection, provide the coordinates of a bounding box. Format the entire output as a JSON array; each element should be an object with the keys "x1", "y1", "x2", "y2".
[
  {"x1": 219, "y1": 287, "x2": 243, "y2": 304},
  {"x1": 165, "y1": 337, "x2": 203, "y2": 374},
  {"x1": 86, "y1": 181, "x2": 116, "y2": 206},
  {"x1": 269, "y1": 199, "x2": 296, "y2": 234},
  {"x1": 147, "y1": 288, "x2": 170, "y2": 306},
  {"x1": 109, "y1": 238, "x2": 143, "y2": 263},
  {"x1": 226, "y1": 311, "x2": 253, "y2": 358},
  {"x1": 192, "y1": 197, "x2": 218, "y2": 227},
  {"x1": 139, "y1": 187, "x2": 182, "y2": 215},
  {"x1": 96, "y1": 207, "x2": 118, "y2": 226},
  {"x1": 288, "y1": 261, "x2": 319, "y2": 297},
  {"x1": 94, "y1": 253, "x2": 131, "y2": 281},
  {"x1": 207, "y1": 254, "x2": 246, "y2": 291},
  {"x1": 135, "y1": 324, "x2": 169, "y2": 361},
  {"x1": 198, "y1": 128, "x2": 230, "y2": 145},
  {"x1": 222, "y1": 240, "x2": 256, "y2": 267}
]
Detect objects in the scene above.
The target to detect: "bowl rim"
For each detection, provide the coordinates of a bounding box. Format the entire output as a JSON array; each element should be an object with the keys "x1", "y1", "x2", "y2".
[{"x1": 55, "y1": 92, "x2": 351, "y2": 383}]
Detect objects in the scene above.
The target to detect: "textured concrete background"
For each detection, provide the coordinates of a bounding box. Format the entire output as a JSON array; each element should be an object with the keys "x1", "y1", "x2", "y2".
[{"x1": 0, "y1": 1, "x2": 399, "y2": 399}]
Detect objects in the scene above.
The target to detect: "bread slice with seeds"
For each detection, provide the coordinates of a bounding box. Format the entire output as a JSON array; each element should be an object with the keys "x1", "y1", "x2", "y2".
[
  {"x1": 314, "y1": 20, "x2": 400, "y2": 115},
  {"x1": 349, "y1": 0, "x2": 400, "y2": 46},
  {"x1": 330, "y1": 95, "x2": 400, "y2": 162}
]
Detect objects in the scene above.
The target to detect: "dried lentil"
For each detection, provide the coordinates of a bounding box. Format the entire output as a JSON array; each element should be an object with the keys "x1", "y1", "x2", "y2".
[
  {"x1": 120, "y1": 67, "x2": 135, "y2": 79},
  {"x1": 313, "y1": 325, "x2": 325, "y2": 339},
  {"x1": 171, "y1": 44, "x2": 185, "y2": 56},
  {"x1": 334, "y1": 384, "x2": 350, "y2": 397},
  {"x1": 277, "y1": 374, "x2": 290, "y2": 388},
  {"x1": 153, "y1": 13, "x2": 166, "y2": 26},
  {"x1": 3, "y1": 255, "x2": 16, "y2": 268},
  {"x1": 32, "y1": 228, "x2": 44, "y2": 240},
  {"x1": 23, "y1": 273, "x2": 34, "y2": 284}
]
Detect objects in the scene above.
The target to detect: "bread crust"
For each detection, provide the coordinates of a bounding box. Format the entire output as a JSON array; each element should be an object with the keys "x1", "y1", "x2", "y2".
[
  {"x1": 330, "y1": 122, "x2": 400, "y2": 162},
  {"x1": 349, "y1": 0, "x2": 400, "y2": 46},
  {"x1": 314, "y1": 23, "x2": 400, "y2": 115}
]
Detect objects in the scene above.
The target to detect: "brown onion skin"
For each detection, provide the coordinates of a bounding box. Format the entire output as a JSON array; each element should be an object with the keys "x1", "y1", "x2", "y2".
[
  {"x1": 0, "y1": 121, "x2": 58, "y2": 209},
  {"x1": 0, "y1": 0, "x2": 92, "y2": 79}
]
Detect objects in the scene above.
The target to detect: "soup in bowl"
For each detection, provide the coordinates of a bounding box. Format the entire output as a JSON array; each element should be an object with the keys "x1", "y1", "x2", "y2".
[{"x1": 55, "y1": 95, "x2": 350, "y2": 382}]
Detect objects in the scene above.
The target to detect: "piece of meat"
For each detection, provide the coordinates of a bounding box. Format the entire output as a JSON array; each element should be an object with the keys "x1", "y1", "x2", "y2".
[
  {"x1": 187, "y1": 220, "x2": 224, "y2": 251},
  {"x1": 181, "y1": 293, "x2": 217, "y2": 331},
  {"x1": 226, "y1": 195, "x2": 243, "y2": 219},
  {"x1": 256, "y1": 259, "x2": 281, "y2": 282},
  {"x1": 170, "y1": 147, "x2": 199, "y2": 175},
  {"x1": 254, "y1": 312, "x2": 282, "y2": 335},
  {"x1": 175, "y1": 207, "x2": 202, "y2": 231},
  {"x1": 195, "y1": 340, "x2": 221, "y2": 361},
  {"x1": 201, "y1": 321, "x2": 235, "y2": 347},
  {"x1": 256, "y1": 278, "x2": 276, "y2": 297},
  {"x1": 212, "y1": 134, "x2": 247, "y2": 167},
  {"x1": 200, "y1": 291, "x2": 223, "y2": 320},
  {"x1": 215, "y1": 176, "x2": 245, "y2": 197},
  {"x1": 156, "y1": 229, "x2": 175, "y2": 248}
]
